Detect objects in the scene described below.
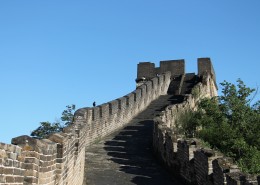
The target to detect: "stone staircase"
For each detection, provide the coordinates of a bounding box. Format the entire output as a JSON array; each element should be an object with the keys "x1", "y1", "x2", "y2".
[
  {"x1": 180, "y1": 73, "x2": 198, "y2": 95},
  {"x1": 167, "y1": 75, "x2": 183, "y2": 95},
  {"x1": 84, "y1": 95, "x2": 184, "y2": 185},
  {"x1": 167, "y1": 73, "x2": 199, "y2": 96}
]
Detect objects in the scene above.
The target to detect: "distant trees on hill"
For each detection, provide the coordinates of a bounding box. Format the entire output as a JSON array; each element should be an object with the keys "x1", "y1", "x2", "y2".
[
  {"x1": 31, "y1": 104, "x2": 76, "y2": 139},
  {"x1": 181, "y1": 79, "x2": 260, "y2": 174}
]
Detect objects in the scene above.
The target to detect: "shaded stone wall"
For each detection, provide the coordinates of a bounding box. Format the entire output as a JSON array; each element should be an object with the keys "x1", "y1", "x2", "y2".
[
  {"x1": 137, "y1": 62, "x2": 156, "y2": 80},
  {"x1": 0, "y1": 125, "x2": 86, "y2": 185},
  {"x1": 153, "y1": 74, "x2": 259, "y2": 185},
  {"x1": 160, "y1": 59, "x2": 185, "y2": 77},
  {"x1": 0, "y1": 71, "x2": 172, "y2": 185},
  {"x1": 0, "y1": 143, "x2": 24, "y2": 184},
  {"x1": 73, "y1": 71, "x2": 171, "y2": 148},
  {"x1": 137, "y1": 60, "x2": 185, "y2": 81},
  {"x1": 1, "y1": 58, "x2": 247, "y2": 185},
  {"x1": 137, "y1": 58, "x2": 218, "y2": 94},
  {"x1": 198, "y1": 58, "x2": 217, "y2": 89}
]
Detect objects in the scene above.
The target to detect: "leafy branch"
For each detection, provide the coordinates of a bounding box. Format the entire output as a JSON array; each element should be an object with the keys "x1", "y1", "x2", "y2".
[{"x1": 31, "y1": 104, "x2": 76, "y2": 139}]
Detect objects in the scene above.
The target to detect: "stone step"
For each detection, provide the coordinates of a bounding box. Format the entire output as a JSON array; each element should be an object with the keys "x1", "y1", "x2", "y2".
[
  {"x1": 84, "y1": 95, "x2": 184, "y2": 185},
  {"x1": 181, "y1": 73, "x2": 197, "y2": 94},
  {"x1": 167, "y1": 75, "x2": 182, "y2": 94}
]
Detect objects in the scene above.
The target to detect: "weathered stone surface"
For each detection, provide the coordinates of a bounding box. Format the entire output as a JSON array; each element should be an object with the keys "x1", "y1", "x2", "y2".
[
  {"x1": 1, "y1": 59, "x2": 238, "y2": 185},
  {"x1": 85, "y1": 95, "x2": 183, "y2": 185}
]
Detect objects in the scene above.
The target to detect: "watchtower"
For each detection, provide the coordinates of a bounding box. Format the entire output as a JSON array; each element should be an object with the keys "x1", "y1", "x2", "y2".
[{"x1": 136, "y1": 58, "x2": 217, "y2": 94}]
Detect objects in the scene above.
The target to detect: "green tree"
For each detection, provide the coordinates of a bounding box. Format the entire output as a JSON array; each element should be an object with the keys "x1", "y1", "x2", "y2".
[
  {"x1": 31, "y1": 121, "x2": 62, "y2": 139},
  {"x1": 182, "y1": 79, "x2": 260, "y2": 174},
  {"x1": 31, "y1": 104, "x2": 76, "y2": 139},
  {"x1": 61, "y1": 104, "x2": 76, "y2": 127}
]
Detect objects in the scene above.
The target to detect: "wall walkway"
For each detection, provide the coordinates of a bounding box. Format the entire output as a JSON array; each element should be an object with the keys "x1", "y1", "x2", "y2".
[
  {"x1": 0, "y1": 72, "x2": 171, "y2": 185},
  {"x1": 1, "y1": 59, "x2": 259, "y2": 184},
  {"x1": 84, "y1": 95, "x2": 183, "y2": 185},
  {"x1": 153, "y1": 74, "x2": 260, "y2": 185}
]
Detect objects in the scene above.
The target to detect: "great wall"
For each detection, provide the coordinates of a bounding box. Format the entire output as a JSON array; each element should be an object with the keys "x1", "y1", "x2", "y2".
[{"x1": 0, "y1": 58, "x2": 259, "y2": 184}]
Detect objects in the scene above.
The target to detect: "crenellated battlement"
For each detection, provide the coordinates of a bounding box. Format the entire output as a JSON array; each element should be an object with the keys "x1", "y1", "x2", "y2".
[
  {"x1": 137, "y1": 59, "x2": 185, "y2": 80},
  {"x1": 0, "y1": 68, "x2": 172, "y2": 185},
  {"x1": 1, "y1": 58, "x2": 257, "y2": 185},
  {"x1": 137, "y1": 58, "x2": 216, "y2": 83},
  {"x1": 153, "y1": 73, "x2": 259, "y2": 185}
]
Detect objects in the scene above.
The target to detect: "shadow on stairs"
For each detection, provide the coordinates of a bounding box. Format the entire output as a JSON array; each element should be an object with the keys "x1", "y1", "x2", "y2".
[{"x1": 85, "y1": 95, "x2": 184, "y2": 185}]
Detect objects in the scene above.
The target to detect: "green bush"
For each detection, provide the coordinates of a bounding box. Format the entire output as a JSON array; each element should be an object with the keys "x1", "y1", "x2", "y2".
[
  {"x1": 181, "y1": 79, "x2": 260, "y2": 174},
  {"x1": 31, "y1": 104, "x2": 76, "y2": 139}
]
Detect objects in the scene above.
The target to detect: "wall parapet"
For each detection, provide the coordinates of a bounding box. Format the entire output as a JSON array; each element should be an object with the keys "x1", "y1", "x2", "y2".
[
  {"x1": 1, "y1": 58, "x2": 232, "y2": 185},
  {"x1": 0, "y1": 71, "x2": 172, "y2": 185},
  {"x1": 153, "y1": 74, "x2": 259, "y2": 185},
  {"x1": 74, "y1": 71, "x2": 172, "y2": 147}
]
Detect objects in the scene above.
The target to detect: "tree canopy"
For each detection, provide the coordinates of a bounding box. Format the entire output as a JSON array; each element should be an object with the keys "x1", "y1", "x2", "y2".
[
  {"x1": 181, "y1": 79, "x2": 260, "y2": 174},
  {"x1": 31, "y1": 104, "x2": 76, "y2": 139}
]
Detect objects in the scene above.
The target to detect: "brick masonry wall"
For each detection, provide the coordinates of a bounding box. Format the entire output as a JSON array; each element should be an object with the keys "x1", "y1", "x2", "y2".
[
  {"x1": 74, "y1": 71, "x2": 171, "y2": 148},
  {"x1": 1, "y1": 59, "x2": 248, "y2": 185},
  {"x1": 153, "y1": 73, "x2": 259, "y2": 185},
  {"x1": 198, "y1": 58, "x2": 217, "y2": 90},
  {"x1": 137, "y1": 60, "x2": 186, "y2": 81},
  {"x1": 137, "y1": 62, "x2": 156, "y2": 80},
  {"x1": 0, "y1": 71, "x2": 171, "y2": 185},
  {"x1": 0, "y1": 114, "x2": 94, "y2": 185},
  {"x1": 160, "y1": 60, "x2": 185, "y2": 76},
  {"x1": 0, "y1": 143, "x2": 24, "y2": 184}
]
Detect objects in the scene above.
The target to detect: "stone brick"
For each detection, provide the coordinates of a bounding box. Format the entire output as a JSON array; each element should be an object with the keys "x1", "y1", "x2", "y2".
[
  {"x1": 5, "y1": 175, "x2": 15, "y2": 183},
  {"x1": 7, "y1": 145, "x2": 16, "y2": 153},
  {"x1": 23, "y1": 151, "x2": 39, "y2": 158},
  {"x1": 160, "y1": 60, "x2": 185, "y2": 77},
  {"x1": 4, "y1": 159, "x2": 13, "y2": 167},
  {"x1": 24, "y1": 157, "x2": 38, "y2": 164},
  {"x1": 13, "y1": 160, "x2": 21, "y2": 168},
  {"x1": 22, "y1": 163, "x2": 38, "y2": 170},
  {"x1": 24, "y1": 169, "x2": 37, "y2": 177},
  {"x1": 0, "y1": 175, "x2": 5, "y2": 183},
  {"x1": 40, "y1": 155, "x2": 48, "y2": 161},
  {"x1": 1, "y1": 60, "x2": 217, "y2": 185},
  {"x1": 3, "y1": 168, "x2": 14, "y2": 175},
  {"x1": 13, "y1": 168, "x2": 23, "y2": 176},
  {"x1": 137, "y1": 62, "x2": 156, "y2": 80},
  {"x1": 24, "y1": 176, "x2": 37, "y2": 183},
  {"x1": 47, "y1": 155, "x2": 53, "y2": 161},
  {"x1": 11, "y1": 153, "x2": 18, "y2": 160},
  {"x1": 15, "y1": 146, "x2": 22, "y2": 155},
  {"x1": 15, "y1": 177, "x2": 24, "y2": 183}
]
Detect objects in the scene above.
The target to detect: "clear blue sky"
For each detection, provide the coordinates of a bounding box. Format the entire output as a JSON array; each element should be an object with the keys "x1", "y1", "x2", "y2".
[{"x1": 0, "y1": 1, "x2": 259, "y2": 144}]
